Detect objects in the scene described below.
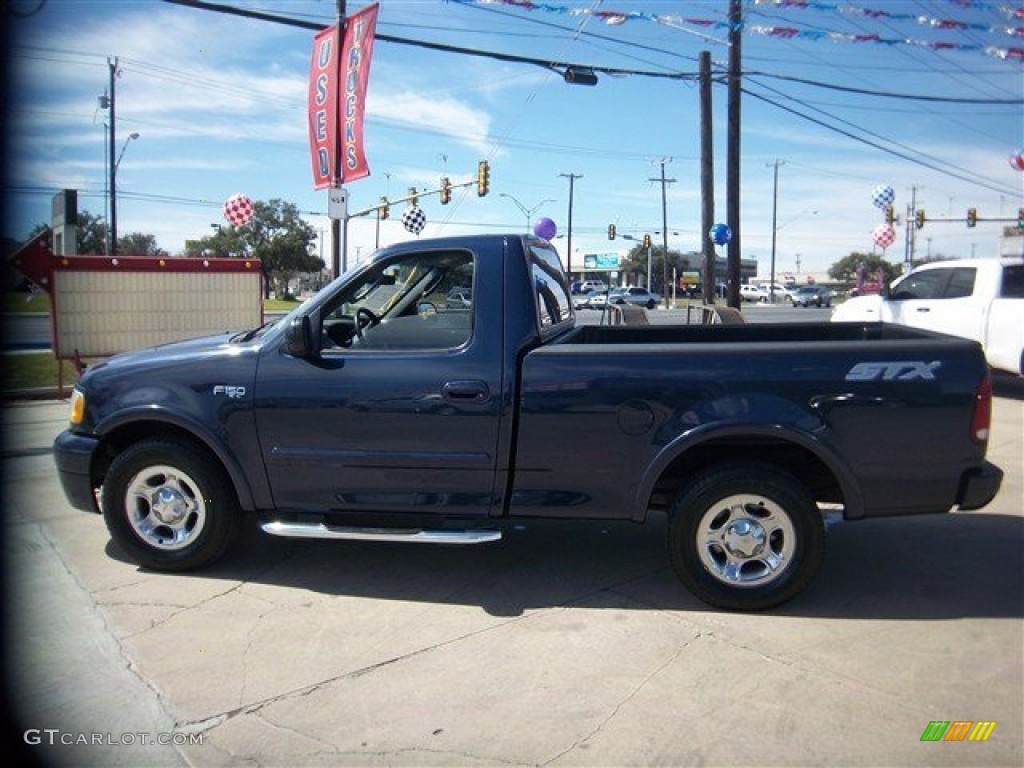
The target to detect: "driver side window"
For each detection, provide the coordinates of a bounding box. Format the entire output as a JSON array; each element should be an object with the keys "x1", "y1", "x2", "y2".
[
  {"x1": 891, "y1": 269, "x2": 947, "y2": 300},
  {"x1": 321, "y1": 250, "x2": 475, "y2": 352}
]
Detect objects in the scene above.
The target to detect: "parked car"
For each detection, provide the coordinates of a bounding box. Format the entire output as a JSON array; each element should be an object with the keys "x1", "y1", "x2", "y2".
[
  {"x1": 445, "y1": 287, "x2": 472, "y2": 309},
  {"x1": 53, "y1": 233, "x2": 1003, "y2": 612},
  {"x1": 832, "y1": 257, "x2": 1023, "y2": 375},
  {"x1": 740, "y1": 284, "x2": 768, "y2": 303},
  {"x1": 609, "y1": 286, "x2": 662, "y2": 309},
  {"x1": 791, "y1": 285, "x2": 832, "y2": 308},
  {"x1": 573, "y1": 289, "x2": 605, "y2": 310},
  {"x1": 578, "y1": 279, "x2": 608, "y2": 294},
  {"x1": 780, "y1": 285, "x2": 801, "y2": 303},
  {"x1": 586, "y1": 288, "x2": 622, "y2": 309}
]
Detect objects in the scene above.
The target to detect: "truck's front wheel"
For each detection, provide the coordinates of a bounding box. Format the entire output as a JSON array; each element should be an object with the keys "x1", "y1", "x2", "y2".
[
  {"x1": 668, "y1": 463, "x2": 824, "y2": 611},
  {"x1": 102, "y1": 439, "x2": 239, "y2": 571}
]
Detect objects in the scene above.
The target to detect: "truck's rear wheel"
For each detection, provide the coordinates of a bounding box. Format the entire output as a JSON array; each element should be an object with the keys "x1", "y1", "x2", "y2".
[
  {"x1": 668, "y1": 463, "x2": 824, "y2": 611},
  {"x1": 102, "y1": 439, "x2": 239, "y2": 571}
]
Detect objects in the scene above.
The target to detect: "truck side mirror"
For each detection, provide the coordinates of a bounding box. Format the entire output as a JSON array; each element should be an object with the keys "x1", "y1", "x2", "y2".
[{"x1": 284, "y1": 315, "x2": 314, "y2": 357}]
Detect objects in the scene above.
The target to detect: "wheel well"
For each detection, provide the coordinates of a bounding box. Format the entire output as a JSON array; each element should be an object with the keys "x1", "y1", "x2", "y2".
[
  {"x1": 92, "y1": 422, "x2": 240, "y2": 506},
  {"x1": 648, "y1": 437, "x2": 844, "y2": 514}
]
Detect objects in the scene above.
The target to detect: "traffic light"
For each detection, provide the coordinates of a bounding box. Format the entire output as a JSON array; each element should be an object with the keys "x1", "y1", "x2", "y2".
[
  {"x1": 380, "y1": 197, "x2": 390, "y2": 220},
  {"x1": 885, "y1": 205, "x2": 895, "y2": 225},
  {"x1": 1018, "y1": 208, "x2": 1023, "y2": 229},
  {"x1": 476, "y1": 160, "x2": 490, "y2": 197},
  {"x1": 440, "y1": 177, "x2": 451, "y2": 205},
  {"x1": 408, "y1": 187, "x2": 419, "y2": 206},
  {"x1": 915, "y1": 209, "x2": 925, "y2": 229},
  {"x1": 608, "y1": 223, "x2": 616, "y2": 240},
  {"x1": 966, "y1": 207, "x2": 977, "y2": 228},
  {"x1": 643, "y1": 233, "x2": 652, "y2": 249}
]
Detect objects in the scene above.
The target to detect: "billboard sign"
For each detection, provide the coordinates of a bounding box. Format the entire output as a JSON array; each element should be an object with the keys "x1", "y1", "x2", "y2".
[{"x1": 583, "y1": 252, "x2": 621, "y2": 271}]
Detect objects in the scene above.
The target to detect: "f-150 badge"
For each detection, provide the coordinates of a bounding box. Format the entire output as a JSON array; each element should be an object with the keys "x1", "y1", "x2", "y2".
[
  {"x1": 212, "y1": 385, "x2": 247, "y2": 399},
  {"x1": 845, "y1": 361, "x2": 941, "y2": 381}
]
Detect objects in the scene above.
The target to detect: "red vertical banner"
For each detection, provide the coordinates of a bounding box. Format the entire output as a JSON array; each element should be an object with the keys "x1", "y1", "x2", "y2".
[
  {"x1": 338, "y1": 3, "x2": 378, "y2": 182},
  {"x1": 308, "y1": 24, "x2": 340, "y2": 190}
]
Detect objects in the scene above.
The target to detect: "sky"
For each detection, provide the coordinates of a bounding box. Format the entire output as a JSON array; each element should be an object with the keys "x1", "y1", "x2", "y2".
[{"x1": 4, "y1": 0, "x2": 1023, "y2": 282}]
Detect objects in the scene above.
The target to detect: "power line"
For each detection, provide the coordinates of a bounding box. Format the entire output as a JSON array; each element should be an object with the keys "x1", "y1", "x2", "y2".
[
  {"x1": 743, "y1": 71, "x2": 1023, "y2": 104},
  {"x1": 742, "y1": 85, "x2": 1020, "y2": 198}
]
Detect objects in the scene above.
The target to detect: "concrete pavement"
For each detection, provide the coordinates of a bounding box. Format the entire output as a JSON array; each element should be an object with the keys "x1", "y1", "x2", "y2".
[{"x1": 2, "y1": 390, "x2": 1021, "y2": 766}]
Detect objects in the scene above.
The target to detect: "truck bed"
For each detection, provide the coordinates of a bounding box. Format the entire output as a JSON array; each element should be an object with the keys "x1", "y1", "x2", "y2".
[{"x1": 512, "y1": 320, "x2": 990, "y2": 523}]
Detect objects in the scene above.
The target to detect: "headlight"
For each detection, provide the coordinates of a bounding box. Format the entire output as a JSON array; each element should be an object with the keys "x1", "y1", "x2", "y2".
[{"x1": 69, "y1": 388, "x2": 85, "y2": 426}]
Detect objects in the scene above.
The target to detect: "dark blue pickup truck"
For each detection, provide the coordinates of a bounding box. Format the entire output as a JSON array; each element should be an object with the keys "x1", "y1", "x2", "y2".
[{"x1": 54, "y1": 234, "x2": 1003, "y2": 610}]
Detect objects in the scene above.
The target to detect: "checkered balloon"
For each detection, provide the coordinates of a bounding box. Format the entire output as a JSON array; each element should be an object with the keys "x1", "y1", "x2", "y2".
[
  {"x1": 872, "y1": 223, "x2": 896, "y2": 249},
  {"x1": 871, "y1": 185, "x2": 895, "y2": 210},
  {"x1": 223, "y1": 193, "x2": 254, "y2": 227},
  {"x1": 401, "y1": 206, "x2": 427, "y2": 235}
]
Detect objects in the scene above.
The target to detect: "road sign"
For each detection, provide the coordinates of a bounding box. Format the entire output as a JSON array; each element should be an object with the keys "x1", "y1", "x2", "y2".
[{"x1": 328, "y1": 187, "x2": 348, "y2": 220}]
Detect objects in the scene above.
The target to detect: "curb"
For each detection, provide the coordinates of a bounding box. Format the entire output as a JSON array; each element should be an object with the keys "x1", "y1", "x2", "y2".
[{"x1": 1, "y1": 387, "x2": 67, "y2": 402}]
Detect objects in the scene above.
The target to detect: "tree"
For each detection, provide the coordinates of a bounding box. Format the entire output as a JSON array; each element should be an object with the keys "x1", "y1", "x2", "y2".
[
  {"x1": 117, "y1": 232, "x2": 168, "y2": 257},
  {"x1": 828, "y1": 252, "x2": 902, "y2": 287},
  {"x1": 188, "y1": 199, "x2": 323, "y2": 298},
  {"x1": 29, "y1": 211, "x2": 109, "y2": 254},
  {"x1": 618, "y1": 244, "x2": 700, "y2": 294}
]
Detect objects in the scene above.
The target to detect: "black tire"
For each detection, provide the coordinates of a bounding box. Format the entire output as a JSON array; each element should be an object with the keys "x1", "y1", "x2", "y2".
[
  {"x1": 646, "y1": 300, "x2": 656, "y2": 310},
  {"x1": 667, "y1": 462, "x2": 824, "y2": 611},
  {"x1": 102, "y1": 438, "x2": 240, "y2": 571}
]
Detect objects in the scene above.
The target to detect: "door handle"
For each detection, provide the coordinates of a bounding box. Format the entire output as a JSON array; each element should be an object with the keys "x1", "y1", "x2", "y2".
[
  {"x1": 442, "y1": 380, "x2": 490, "y2": 402},
  {"x1": 915, "y1": 307, "x2": 931, "y2": 313}
]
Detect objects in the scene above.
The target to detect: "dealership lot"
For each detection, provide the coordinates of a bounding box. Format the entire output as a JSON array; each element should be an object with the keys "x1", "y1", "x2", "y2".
[{"x1": 3, "y1": 378, "x2": 1021, "y2": 767}]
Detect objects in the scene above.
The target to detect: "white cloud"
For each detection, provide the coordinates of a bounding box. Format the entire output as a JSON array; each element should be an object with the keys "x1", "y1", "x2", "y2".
[{"x1": 367, "y1": 89, "x2": 493, "y2": 154}]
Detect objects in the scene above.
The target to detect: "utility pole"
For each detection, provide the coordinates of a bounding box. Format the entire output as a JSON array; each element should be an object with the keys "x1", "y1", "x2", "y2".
[
  {"x1": 726, "y1": 0, "x2": 743, "y2": 308},
  {"x1": 108, "y1": 57, "x2": 119, "y2": 255},
  {"x1": 768, "y1": 159, "x2": 785, "y2": 303},
  {"x1": 649, "y1": 159, "x2": 676, "y2": 307},
  {"x1": 560, "y1": 173, "x2": 582, "y2": 277},
  {"x1": 699, "y1": 50, "x2": 715, "y2": 306}
]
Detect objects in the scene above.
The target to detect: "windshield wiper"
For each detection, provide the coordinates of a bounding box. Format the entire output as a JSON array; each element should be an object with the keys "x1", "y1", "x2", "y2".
[{"x1": 232, "y1": 320, "x2": 275, "y2": 343}]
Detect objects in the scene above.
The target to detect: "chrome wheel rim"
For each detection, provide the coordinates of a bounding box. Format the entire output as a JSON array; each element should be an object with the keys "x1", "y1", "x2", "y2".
[
  {"x1": 696, "y1": 494, "x2": 797, "y2": 588},
  {"x1": 124, "y1": 464, "x2": 206, "y2": 551}
]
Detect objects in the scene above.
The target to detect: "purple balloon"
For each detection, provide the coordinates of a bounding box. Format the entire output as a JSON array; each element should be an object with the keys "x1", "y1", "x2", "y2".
[{"x1": 533, "y1": 217, "x2": 557, "y2": 240}]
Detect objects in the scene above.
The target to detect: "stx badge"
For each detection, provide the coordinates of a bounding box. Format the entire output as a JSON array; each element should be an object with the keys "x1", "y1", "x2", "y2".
[{"x1": 845, "y1": 361, "x2": 941, "y2": 382}]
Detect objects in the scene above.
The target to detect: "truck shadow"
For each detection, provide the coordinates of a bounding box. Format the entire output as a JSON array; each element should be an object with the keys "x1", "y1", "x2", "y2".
[{"x1": 110, "y1": 511, "x2": 1023, "y2": 620}]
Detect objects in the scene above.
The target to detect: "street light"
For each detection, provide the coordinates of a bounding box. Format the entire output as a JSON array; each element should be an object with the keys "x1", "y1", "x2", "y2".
[
  {"x1": 110, "y1": 131, "x2": 139, "y2": 255},
  {"x1": 499, "y1": 193, "x2": 554, "y2": 233},
  {"x1": 115, "y1": 132, "x2": 139, "y2": 171}
]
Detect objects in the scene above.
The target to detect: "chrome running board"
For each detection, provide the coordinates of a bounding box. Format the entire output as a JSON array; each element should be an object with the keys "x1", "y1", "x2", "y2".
[{"x1": 260, "y1": 520, "x2": 502, "y2": 545}]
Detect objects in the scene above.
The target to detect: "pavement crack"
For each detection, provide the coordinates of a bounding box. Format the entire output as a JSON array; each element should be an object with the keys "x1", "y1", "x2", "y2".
[
  {"x1": 541, "y1": 634, "x2": 701, "y2": 766},
  {"x1": 176, "y1": 609, "x2": 542, "y2": 735}
]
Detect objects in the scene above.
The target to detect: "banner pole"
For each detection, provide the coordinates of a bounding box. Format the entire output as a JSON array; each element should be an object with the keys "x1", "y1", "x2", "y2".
[{"x1": 332, "y1": 0, "x2": 346, "y2": 278}]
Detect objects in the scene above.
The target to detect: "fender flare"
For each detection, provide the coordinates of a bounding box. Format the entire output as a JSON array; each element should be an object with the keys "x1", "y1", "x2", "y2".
[
  {"x1": 95, "y1": 406, "x2": 258, "y2": 511},
  {"x1": 630, "y1": 422, "x2": 864, "y2": 522}
]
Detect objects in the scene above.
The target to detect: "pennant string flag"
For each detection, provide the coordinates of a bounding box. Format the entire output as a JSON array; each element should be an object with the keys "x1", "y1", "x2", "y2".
[{"x1": 452, "y1": 0, "x2": 1023, "y2": 62}]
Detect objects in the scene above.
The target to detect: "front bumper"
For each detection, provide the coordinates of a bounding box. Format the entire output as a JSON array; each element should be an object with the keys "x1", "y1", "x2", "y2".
[
  {"x1": 53, "y1": 430, "x2": 101, "y2": 514},
  {"x1": 957, "y1": 461, "x2": 1004, "y2": 511}
]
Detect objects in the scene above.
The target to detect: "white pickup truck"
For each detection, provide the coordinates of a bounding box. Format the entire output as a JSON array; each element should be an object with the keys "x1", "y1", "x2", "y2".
[{"x1": 831, "y1": 257, "x2": 1024, "y2": 375}]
